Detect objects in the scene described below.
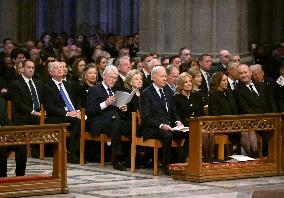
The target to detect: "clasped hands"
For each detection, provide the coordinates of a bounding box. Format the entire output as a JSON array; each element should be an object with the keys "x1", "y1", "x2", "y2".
[
  {"x1": 161, "y1": 121, "x2": 184, "y2": 132},
  {"x1": 66, "y1": 110, "x2": 81, "y2": 119}
]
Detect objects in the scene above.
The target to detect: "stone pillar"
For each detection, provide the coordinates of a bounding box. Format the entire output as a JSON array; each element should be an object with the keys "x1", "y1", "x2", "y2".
[
  {"x1": 0, "y1": 0, "x2": 18, "y2": 43},
  {"x1": 17, "y1": 0, "x2": 36, "y2": 42},
  {"x1": 139, "y1": 0, "x2": 251, "y2": 61}
]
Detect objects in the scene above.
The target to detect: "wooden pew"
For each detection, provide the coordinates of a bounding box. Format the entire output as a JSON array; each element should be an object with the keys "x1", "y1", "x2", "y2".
[
  {"x1": 131, "y1": 112, "x2": 184, "y2": 176},
  {"x1": 0, "y1": 123, "x2": 69, "y2": 197},
  {"x1": 39, "y1": 105, "x2": 71, "y2": 160},
  {"x1": 170, "y1": 113, "x2": 282, "y2": 182},
  {"x1": 80, "y1": 108, "x2": 130, "y2": 167}
]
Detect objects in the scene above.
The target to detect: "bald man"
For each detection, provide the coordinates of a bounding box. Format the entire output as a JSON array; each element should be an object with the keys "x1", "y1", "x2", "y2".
[{"x1": 211, "y1": 49, "x2": 231, "y2": 74}]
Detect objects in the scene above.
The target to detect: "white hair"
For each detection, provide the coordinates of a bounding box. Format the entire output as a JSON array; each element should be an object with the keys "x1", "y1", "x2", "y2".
[
  {"x1": 151, "y1": 66, "x2": 165, "y2": 80},
  {"x1": 250, "y1": 64, "x2": 263, "y2": 71},
  {"x1": 103, "y1": 65, "x2": 119, "y2": 76}
]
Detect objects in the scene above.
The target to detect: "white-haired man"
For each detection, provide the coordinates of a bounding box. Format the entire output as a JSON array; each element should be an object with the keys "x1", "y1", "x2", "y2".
[{"x1": 86, "y1": 65, "x2": 132, "y2": 171}]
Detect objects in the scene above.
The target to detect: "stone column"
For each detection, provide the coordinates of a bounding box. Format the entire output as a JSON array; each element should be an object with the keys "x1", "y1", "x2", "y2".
[
  {"x1": 139, "y1": 0, "x2": 251, "y2": 61},
  {"x1": 0, "y1": 0, "x2": 18, "y2": 43},
  {"x1": 17, "y1": 0, "x2": 36, "y2": 42}
]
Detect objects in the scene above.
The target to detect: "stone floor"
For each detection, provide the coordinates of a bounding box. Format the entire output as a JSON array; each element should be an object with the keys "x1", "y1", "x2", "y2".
[{"x1": 5, "y1": 158, "x2": 284, "y2": 198}]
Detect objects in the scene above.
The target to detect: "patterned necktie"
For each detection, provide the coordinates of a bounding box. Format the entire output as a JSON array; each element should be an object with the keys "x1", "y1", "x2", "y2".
[
  {"x1": 107, "y1": 87, "x2": 113, "y2": 97},
  {"x1": 159, "y1": 89, "x2": 168, "y2": 111},
  {"x1": 59, "y1": 83, "x2": 75, "y2": 112},
  {"x1": 206, "y1": 72, "x2": 210, "y2": 90},
  {"x1": 28, "y1": 80, "x2": 40, "y2": 111}
]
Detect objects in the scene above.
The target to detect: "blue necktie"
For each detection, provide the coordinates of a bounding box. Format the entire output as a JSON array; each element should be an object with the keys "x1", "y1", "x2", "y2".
[
  {"x1": 28, "y1": 80, "x2": 40, "y2": 111},
  {"x1": 59, "y1": 83, "x2": 75, "y2": 112}
]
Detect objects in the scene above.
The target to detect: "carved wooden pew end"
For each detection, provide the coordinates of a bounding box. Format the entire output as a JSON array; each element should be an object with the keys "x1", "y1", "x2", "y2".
[
  {"x1": 170, "y1": 113, "x2": 283, "y2": 182},
  {"x1": 0, "y1": 124, "x2": 68, "y2": 197}
]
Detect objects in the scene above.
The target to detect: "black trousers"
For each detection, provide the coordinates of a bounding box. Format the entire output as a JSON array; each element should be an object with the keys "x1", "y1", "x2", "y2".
[
  {"x1": 0, "y1": 145, "x2": 27, "y2": 177},
  {"x1": 47, "y1": 116, "x2": 81, "y2": 155},
  {"x1": 102, "y1": 118, "x2": 132, "y2": 160},
  {"x1": 144, "y1": 128, "x2": 188, "y2": 164}
]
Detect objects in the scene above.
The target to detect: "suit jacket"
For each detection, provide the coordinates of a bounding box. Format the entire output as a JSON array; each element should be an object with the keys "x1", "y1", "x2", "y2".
[
  {"x1": 234, "y1": 81, "x2": 277, "y2": 114},
  {"x1": 42, "y1": 79, "x2": 81, "y2": 123},
  {"x1": 86, "y1": 83, "x2": 120, "y2": 135},
  {"x1": 140, "y1": 84, "x2": 180, "y2": 138},
  {"x1": 173, "y1": 92, "x2": 205, "y2": 126},
  {"x1": 263, "y1": 77, "x2": 281, "y2": 112},
  {"x1": 210, "y1": 62, "x2": 227, "y2": 75},
  {"x1": 200, "y1": 72, "x2": 209, "y2": 93},
  {"x1": 10, "y1": 76, "x2": 42, "y2": 125},
  {"x1": 141, "y1": 72, "x2": 152, "y2": 90},
  {"x1": 0, "y1": 96, "x2": 11, "y2": 126},
  {"x1": 208, "y1": 90, "x2": 238, "y2": 116},
  {"x1": 113, "y1": 75, "x2": 125, "y2": 91}
]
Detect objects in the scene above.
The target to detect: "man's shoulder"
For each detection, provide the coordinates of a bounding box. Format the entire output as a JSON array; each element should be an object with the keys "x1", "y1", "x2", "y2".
[{"x1": 141, "y1": 84, "x2": 153, "y2": 94}]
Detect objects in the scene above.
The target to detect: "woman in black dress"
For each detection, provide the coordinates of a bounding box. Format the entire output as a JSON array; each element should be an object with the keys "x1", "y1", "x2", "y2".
[
  {"x1": 173, "y1": 72, "x2": 205, "y2": 162},
  {"x1": 208, "y1": 72, "x2": 240, "y2": 158},
  {"x1": 173, "y1": 72, "x2": 205, "y2": 126},
  {"x1": 81, "y1": 63, "x2": 98, "y2": 107}
]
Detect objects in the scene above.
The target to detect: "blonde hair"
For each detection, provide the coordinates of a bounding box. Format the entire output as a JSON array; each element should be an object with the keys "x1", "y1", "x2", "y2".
[
  {"x1": 124, "y1": 69, "x2": 143, "y2": 90},
  {"x1": 175, "y1": 72, "x2": 192, "y2": 95}
]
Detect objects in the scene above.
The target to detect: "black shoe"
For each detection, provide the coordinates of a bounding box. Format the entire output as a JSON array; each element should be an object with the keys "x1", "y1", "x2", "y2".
[
  {"x1": 113, "y1": 161, "x2": 127, "y2": 171},
  {"x1": 161, "y1": 164, "x2": 170, "y2": 176},
  {"x1": 68, "y1": 155, "x2": 80, "y2": 164}
]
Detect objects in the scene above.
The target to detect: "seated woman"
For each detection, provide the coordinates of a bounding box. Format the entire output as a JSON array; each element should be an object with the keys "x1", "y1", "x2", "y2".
[
  {"x1": 188, "y1": 67, "x2": 208, "y2": 105},
  {"x1": 173, "y1": 72, "x2": 208, "y2": 161},
  {"x1": 208, "y1": 72, "x2": 240, "y2": 159},
  {"x1": 95, "y1": 56, "x2": 108, "y2": 82},
  {"x1": 173, "y1": 72, "x2": 205, "y2": 126},
  {"x1": 81, "y1": 63, "x2": 98, "y2": 107},
  {"x1": 123, "y1": 69, "x2": 143, "y2": 137}
]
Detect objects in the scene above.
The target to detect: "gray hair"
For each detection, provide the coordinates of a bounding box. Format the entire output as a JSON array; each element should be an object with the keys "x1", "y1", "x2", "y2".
[
  {"x1": 165, "y1": 64, "x2": 178, "y2": 75},
  {"x1": 115, "y1": 56, "x2": 130, "y2": 67},
  {"x1": 47, "y1": 61, "x2": 59, "y2": 73},
  {"x1": 227, "y1": 61, "x2": 239, "y2": 70},
  {"x1": 148, "y1": 59, "x2": 161, "y2": 71},
  {"x1": 250, "y1": 64, "x2": 263, "y2": 71},
  {"x1": 103, "y1": 65, "x2": 119, "y2": 76}
]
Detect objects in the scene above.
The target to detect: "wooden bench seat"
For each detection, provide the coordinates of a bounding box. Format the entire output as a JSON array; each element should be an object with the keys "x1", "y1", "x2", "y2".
[{"x1": 80, "y1": 108, "x2": 130, "y2": 167}]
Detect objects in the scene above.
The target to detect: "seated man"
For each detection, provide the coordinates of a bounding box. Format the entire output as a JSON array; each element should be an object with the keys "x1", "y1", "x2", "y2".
[
  {"x1": 86, "y1": 65, "x2": 132, "y2": 171},
  {"x1": 42, "y1": 61, "x2": 81, "y2": 164},
  {"x1": 140, "y1": 66, "x2": 185, "y2": 175}
]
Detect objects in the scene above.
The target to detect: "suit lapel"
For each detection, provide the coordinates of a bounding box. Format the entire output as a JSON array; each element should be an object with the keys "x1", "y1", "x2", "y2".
[
  {"x1": 149, "y1": 85, "x2": 168, "y2": 110},
  {"x1": 19, "y1": 77, "x2": 31, "y2": 96},
  {"x1": 98, "y1": 83, "x2": 109, "y2": 98}
]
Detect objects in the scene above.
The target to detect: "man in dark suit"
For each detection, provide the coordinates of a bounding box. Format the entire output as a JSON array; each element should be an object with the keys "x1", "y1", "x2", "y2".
[
  {"x1": 210, "y1": 49, "x2": 231, "y2": 74},
  {"x1": 140, "y1": 66, "x2": 184, "y2": 175},
  {"x1": 2, "y1": 60, "x2": 42, "y2": 176},
  {"x1": 113, "y1": 56, "x2": 131, "y2": 91},
  {"x1": 141, "y1": 54, "x2": 154, "y2": 89},
  {"x1": 86, "y1": 65, "x2": 132, "y2": 171},
  {"x1": 234, "y1": 64, "x2": 277, "y2": 157},
  {"x1": 198, "y1": 54, "x2": 213, "y2": 99},
  {"x1": 250, "y1": 64, "x2": 281, "y2": 112},
  {"x1": 42, "y1": 61, "x2": 81, "y2": 163}
]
